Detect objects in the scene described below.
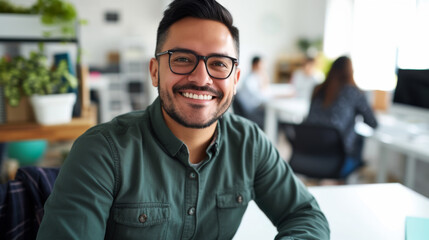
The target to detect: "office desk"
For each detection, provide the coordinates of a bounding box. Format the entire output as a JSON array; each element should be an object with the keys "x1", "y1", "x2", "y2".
[
  {"x1": 263, "y1": 83, "x2": 307, "y2": 143},
  {"x1": 234, "y1": 183, "x2": 429, "y2": 240},
  {"x1": 372, "y1": 107, "x2": 429, "y2": 188},
  {"x1": 264, "y1": 97, "x2": 309, "y2": 143}
]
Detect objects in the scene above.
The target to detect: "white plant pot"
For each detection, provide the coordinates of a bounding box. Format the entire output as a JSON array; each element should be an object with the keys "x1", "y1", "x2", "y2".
[{"x1": 30, "y1": 93, "x2": 76, "y2": 125}]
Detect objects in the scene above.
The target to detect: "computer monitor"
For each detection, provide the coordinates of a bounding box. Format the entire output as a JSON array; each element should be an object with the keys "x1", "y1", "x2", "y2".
[{"x1": 393, "y1": 69, "x2": 429, "y2": 110}]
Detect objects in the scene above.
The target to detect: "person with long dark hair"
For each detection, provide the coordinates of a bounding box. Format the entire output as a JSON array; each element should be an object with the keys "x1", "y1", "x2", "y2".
[{"x1": 305, "y1": 56, "x2": 378, "y2": 175}]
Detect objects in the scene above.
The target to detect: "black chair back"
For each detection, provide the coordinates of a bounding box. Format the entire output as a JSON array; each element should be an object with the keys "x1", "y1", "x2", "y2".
[{"x1": 285, "y1": 123, "x2": 346, "y2": 179}]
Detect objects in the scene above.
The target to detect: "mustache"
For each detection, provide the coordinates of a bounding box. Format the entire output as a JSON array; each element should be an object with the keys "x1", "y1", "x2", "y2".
[{"x1": 173, "y1": 84, "x2": 223, "y2": 98}]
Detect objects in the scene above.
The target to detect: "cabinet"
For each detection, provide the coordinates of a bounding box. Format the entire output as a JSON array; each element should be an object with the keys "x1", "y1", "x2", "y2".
[
  {"x1": 89, "y1": 73, "x2": 132, "y2": 123},
  {"x1": 274, "y1": 56, "x2": 305, "y2": 83},
  {"x1": 120, "y1": 38, "x2": 150, "y2": 110},
  {"x1": 0, "y1": 14, "x2": 95, "y2": 142}
]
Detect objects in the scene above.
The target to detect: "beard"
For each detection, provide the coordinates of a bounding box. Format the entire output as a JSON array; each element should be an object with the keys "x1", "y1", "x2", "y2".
[{"x1": 158, "y1": 76, "x2": 232, "y2": 129}]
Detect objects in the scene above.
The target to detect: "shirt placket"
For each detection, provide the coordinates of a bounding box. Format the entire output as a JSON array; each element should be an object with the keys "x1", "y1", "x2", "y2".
[{"x1": 179, "y1": 147, "x2": 199, "y2": 240}]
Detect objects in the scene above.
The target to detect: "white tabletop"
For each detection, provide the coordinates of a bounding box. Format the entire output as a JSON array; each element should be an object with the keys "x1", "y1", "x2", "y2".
[
  {"x1": 264, "y1": 97, "x2": 310, "y2": 143},
  {"x1": 372, "y1": 112, "x2": 429, "y2": 161},
  {"x1": 234, "y1": 183, "x2": 429, "y2": 240}
]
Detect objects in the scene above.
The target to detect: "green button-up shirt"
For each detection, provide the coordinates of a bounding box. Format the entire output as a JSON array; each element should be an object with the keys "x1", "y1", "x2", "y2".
[{"x1": 37, "y1": 97, "x2": 329, "y2": 240}]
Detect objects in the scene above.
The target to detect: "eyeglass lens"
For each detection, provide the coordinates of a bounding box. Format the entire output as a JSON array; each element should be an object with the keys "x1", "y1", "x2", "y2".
[{"x1": 169, "y1": 51, "x2": 234, "y2": 79}]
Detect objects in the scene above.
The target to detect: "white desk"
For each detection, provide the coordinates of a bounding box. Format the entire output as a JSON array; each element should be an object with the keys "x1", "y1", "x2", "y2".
[
  {"x1": 264, "y1": 97, "x2": 310, "y2": 143},
  {"x1": 234, "y1": 183, "x2": 429, "y2": 240},
  {"x1": 263, "y1": 83, "x2": 307, "y2": 143},
  {"x1": 372, "y1": 105, "x2": 429, "y2": 188}
]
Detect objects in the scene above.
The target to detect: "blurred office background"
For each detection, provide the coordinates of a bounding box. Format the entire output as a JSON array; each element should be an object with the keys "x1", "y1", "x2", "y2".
[{"x1": 1, "y1": 0, "x2": 429, "y2": 197}]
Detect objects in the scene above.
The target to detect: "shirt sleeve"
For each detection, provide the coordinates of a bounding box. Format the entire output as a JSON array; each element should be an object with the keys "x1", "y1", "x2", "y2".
[
  {"x1": 355, "y1": 89, "x2": 378, "y2": 129},
  {"x1": 37, "y1": 130, "x2": 116, "y2": 240},
  {"x1": 253, "y1": 128, "x2": 330, "y2": 240}
]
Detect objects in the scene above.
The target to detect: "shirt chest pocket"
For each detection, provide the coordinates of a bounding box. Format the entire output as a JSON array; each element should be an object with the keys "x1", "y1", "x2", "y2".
[
  {"x1": 216, "y1": 189, "x2": 252, "y2": 240},
  {"x1": 107, "y1": 203, "x2": 170, "y2": 240}
]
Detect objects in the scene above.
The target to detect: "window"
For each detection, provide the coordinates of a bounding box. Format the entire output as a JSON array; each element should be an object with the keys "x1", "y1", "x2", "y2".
[{"x1": 324, "y1": 0, "x2": 428, "y2": 91}]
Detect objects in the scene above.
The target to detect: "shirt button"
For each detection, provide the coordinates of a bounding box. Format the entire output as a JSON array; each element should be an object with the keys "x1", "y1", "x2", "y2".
[
  {"x1": 189, "y1": 172, "x2": 196, "y2": 179},
  {"x1": 236, "y1": 195, "x2": 243, "y2": 204},
  {"x1": 138, "y1": 213, "x2": 148, "y2": 223},
  {"x1": 188, "y1": 207, "x2": 196, "y2": 216}
]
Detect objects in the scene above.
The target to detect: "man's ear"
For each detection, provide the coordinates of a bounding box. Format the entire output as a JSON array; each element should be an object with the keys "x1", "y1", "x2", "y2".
[
  {"x1": 149, "y1": 58, "x2": 159, "y2": 87},
  {"x1": 233, "y1": 67, "x2": 241, "y2": 95}
]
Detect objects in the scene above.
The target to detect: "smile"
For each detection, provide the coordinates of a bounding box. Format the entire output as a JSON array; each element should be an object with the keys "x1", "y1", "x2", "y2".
[{"x1": 181, "y1": 92, "x2": 213, "y2": 100}]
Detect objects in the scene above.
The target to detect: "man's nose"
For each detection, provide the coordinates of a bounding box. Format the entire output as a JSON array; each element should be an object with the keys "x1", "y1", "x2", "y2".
[{"x1": 188, "y1": 59, "x2": 212, "y2": 85}]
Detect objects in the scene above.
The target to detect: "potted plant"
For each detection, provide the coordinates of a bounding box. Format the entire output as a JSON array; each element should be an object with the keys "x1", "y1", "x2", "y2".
[
  {"x1": 0, "y1": 0, "x2": 79, "y2": 38},
  {"x1": 0, "y1": 51, "x2": 78, "y2": 125}
]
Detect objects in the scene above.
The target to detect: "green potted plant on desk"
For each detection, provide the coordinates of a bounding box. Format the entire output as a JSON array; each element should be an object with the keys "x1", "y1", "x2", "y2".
[{"x1": 0, "y1": 51, "x2": 78, "y2": 125}]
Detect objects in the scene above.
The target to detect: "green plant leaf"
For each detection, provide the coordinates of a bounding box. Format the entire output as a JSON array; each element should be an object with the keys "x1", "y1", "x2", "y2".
[{"x1": 0, "y1": 50, "x2": 78, "y2": 106}]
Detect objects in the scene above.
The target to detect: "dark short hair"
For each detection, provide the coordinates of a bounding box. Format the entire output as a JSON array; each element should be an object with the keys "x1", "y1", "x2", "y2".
[
  {"x1": 305, "y1": 57, "x2": 315, "y2": 64},
  {"x1": 155, "y1": 0, "x2": 239, "y2": 57},
  {"x1": 251, "y1": 56, "x2": 261, "y2": 67}
]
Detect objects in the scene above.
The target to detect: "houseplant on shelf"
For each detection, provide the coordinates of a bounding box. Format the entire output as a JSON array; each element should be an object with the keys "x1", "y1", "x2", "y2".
[
  {"x1": 0, "y1": 51, "x2": 78, "y2": 125},
  {"x1": 0, "y1": 0, "x2": 79, "y2": 38}
]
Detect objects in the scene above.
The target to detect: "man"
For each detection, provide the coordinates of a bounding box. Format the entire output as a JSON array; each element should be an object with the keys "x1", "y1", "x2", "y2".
[
  {"x1": 37, "y1": 0, "x2": 329, "y2": 239},
  {"x1": 291, "y1": 57, "x2": 324, "y2": 100},
  {"x1": 234, "y1": 56, "x2": 270, "y2": 128}
]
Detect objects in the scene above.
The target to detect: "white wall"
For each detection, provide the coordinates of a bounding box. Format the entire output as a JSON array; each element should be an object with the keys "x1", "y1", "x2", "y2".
[{"x1": 71, "y1": 0, "x2": 164, "y2": 67}]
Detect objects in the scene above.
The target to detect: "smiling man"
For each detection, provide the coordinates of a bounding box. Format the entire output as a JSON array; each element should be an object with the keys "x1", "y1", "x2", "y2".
[{"x1": 37, "y1": 0, "x2": 329, "y2": 239}]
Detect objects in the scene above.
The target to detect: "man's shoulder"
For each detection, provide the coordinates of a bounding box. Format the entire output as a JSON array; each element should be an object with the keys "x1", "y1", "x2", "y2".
[
  {"x1": 221, "y1": 111, "x2": 263, "y2": 137},
  {"x1": 82, "y1": 110, "x2": 148, "y2": 140}
]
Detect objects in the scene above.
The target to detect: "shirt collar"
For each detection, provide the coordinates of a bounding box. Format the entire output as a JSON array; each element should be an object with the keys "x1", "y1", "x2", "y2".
[{"x1": 148, "y1": 97, "x2": 184, "y2": 157}]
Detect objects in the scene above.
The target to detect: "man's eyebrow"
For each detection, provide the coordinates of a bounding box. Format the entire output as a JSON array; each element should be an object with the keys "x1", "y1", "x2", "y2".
[
  {"x1": 170, "y1": 47, "x2": 233, "y2": 57},
  {"x1": 170, "y1": 47, "x2": 194, "y2": 52}
]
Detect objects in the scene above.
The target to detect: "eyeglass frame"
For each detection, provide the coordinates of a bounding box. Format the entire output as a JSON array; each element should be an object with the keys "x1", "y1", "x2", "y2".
[{"x1": 155, "y1": 49, "x2": 239, "y2": 80}]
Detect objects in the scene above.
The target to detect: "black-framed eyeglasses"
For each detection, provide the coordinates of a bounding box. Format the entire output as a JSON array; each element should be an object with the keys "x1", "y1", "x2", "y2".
[{"x1": 156, "y1": 49, "x2": 239, "y2": 79}]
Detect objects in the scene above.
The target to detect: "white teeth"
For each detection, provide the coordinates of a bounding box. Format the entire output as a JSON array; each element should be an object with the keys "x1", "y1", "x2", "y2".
[{"x1": 182, "y1": 92, "x2": 213, "y2": 100}]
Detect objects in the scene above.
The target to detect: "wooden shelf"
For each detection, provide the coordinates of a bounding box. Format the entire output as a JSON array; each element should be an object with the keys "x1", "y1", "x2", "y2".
[
  {"x1": 0, "y1": 105, "x2": 97, "y2": 142},
  {"x1": 0, "y1": 15, "x2": 93, "y2": 143},
  {"x1": 274, "y1": 55, "x2": 306, "y2": 83}
]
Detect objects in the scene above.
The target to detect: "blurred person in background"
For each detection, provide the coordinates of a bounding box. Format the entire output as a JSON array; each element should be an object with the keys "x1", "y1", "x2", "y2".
[
  {"x1": 291, "y1": 57, "x2": 324, "y2": 100},
  {"x1": 305, "y1": 56, "x2": 378, "y2": 176},
  {"x1": 234, "y1": 56, "x2": 270, "y2": 128}
]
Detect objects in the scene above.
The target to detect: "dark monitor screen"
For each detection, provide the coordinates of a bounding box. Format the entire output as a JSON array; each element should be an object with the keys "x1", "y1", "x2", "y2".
[{"x1": 393, "y1": 69, "x2": 429, "y2": 110}]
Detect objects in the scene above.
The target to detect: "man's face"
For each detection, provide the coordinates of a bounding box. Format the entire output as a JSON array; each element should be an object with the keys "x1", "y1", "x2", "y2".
[{"x1": 150, "y1": 17, "x2": 240, "y2": 128}]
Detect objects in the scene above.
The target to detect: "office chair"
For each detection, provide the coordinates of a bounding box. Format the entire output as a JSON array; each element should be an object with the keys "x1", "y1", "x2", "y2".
[{"x1": 284, "y1": 123, "x2": 359, "y2": 180}]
